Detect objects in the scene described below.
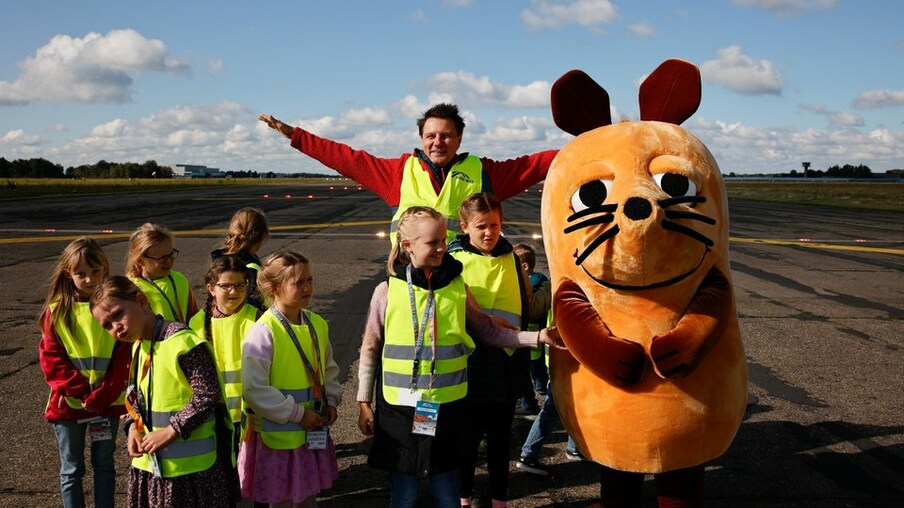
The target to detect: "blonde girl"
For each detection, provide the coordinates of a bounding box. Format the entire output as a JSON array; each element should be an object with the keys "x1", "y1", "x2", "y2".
[
  {"x1": 126, "y1": 223, "x2": 198, "y2": 323},
  {"x1": 189, "y1": 255, "x2": 262, "y2": 443},
  {"x1": 239, "y1": 251, "x2": 341, "y2": 507},
  {"x1": 211, "y1": 207, "x2": 270, "y2": 311},
  {"x1": 355, "y1": 206, "x2": 560, "y2": 508},
  {"x1": 38, "y1": 237, "x2": 130, "y2": 508},
  {"x1": 90, "y1": 276, "x2": 239, "y2": 507}
]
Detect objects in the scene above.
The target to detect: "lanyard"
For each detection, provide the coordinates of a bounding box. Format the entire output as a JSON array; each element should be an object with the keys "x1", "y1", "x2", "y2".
[
  {"x1": 405, "y1": 265, "x2": 436, "y2": 391},
  {"x1": 131, "y1": 316, "x2": 163, "y2": 430},
  {"x1": 270, "y1": 307, "x2": 327, "y2": 410},
  {"x1": 143, "y1": 275, "x2": 183, "y2": 323}
]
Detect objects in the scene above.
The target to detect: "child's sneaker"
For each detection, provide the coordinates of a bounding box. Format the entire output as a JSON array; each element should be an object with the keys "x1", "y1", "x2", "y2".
[
  {"x1": 564, "y1": 449, "x2": 585, "y2": 462},
  {"x1": 515, "y1": 456, "x2": 549, "y2": 477}
]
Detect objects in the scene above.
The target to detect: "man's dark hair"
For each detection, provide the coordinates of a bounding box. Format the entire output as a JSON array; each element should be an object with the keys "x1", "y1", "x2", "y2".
[{"x1": 417, "y1": 103, "x2": 466, "y2": 137}]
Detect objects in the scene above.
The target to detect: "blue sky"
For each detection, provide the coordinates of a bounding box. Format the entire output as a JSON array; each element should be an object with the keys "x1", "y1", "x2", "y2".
[{"x1": 1, "y1": 0, "x2": 901, "y2": 175}]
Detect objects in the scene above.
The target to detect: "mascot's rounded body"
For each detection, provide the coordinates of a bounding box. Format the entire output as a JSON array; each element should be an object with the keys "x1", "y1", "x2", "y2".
[{"x1": 542, "y1": 60, "x2": 748, "y2": 488}]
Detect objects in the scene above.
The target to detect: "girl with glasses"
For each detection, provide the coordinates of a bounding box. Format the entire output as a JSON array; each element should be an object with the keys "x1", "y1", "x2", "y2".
[
  {"x1": 126, "y1": 223, "x2": 198, "y2": 324},
  {"x1": 190, "y1": 255, "x2": 263, "y2": 453}
]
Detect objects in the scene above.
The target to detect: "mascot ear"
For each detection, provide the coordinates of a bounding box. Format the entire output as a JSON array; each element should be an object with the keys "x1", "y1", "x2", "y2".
[
  {"x1": 551, "y1": 70, "x2": 612, "y2": 137},
  {"x1": 639, "y1": 58, "x2": 701, "y2": 125}
]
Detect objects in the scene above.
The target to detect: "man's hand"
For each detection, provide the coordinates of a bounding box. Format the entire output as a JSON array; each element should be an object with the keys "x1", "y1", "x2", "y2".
[{"x1": 259, "y1": 114, "x2": 294, "y2": 139}]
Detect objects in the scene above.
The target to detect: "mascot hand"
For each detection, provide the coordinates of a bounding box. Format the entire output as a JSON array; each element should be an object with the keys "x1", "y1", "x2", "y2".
[
  {"x1": 555, "y1": 279, "x2": 647, "y2": 386},
  {"x1": 650, "y1": 267, "x2": 732, "y2": 379}
]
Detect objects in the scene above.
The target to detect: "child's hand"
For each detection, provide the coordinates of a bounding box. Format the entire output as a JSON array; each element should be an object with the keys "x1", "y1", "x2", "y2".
[
  {"x1": 300, "y1": 407, "x2": 325, "y2": 430},
  {"x1": 141, "y1": 425, "x2": 178, "y2": 454},
  {"x1": 324, "y1": 405, "x2": 338, "y2": 426},
  {"x1": 539, "y1": 326, "x2": 566, "y2": 349},
  {"x1": 126, "y1": 426, "x2": 144, "y2": 457},
  {"x1": 358, "y1": 402, "x2": 375, "y2": 436}
]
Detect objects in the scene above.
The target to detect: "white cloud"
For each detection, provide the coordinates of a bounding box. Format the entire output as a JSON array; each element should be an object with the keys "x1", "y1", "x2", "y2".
[
  {"x1": 208, "y1": 59, "x2": 224, "y2": 72},
  {"x1": 396, "y1": 95, "x2": 429, "y2": 119},
  {"x1": 521, "y1": 0, "x2": 619, "y2": 30},
  {"x1": 443, "y1": 0, "x2": 473, "y2": 7},
  {"x1": 689, "y1": 117, "x2": 903, "y2": 174},
  {"x1": 426, "y1": 71, "x2": 550, "y2": 108},
  {"x1": 408, "y1": 10, "x2": 427, "y2": 22},
  {"x1": 48, "y1": 124, "x2": 68, "y2": 132},
  {"x1": 732, "y1": 0, "x2": 837, "y2": 16},
  {"x1": 700, "y1": 46, "x2": 783, "y2": 95},
  {"x1": 800, "y1": 103, "x2": 863, "y2": 128},
  {"x1": 0, "y1": 29, "x2": 188, "y2": 105},
  {"x1": 339, "y1": 107, "x2": 392, "y2": 126},
  {"x1": 90, "y1": 118, "x2": 130, "y2": 138},
  {"x1": 627, "y1": 20, "x2": 656, "y2": 37},
  {"x1": 2, "y1": 129, "x2": 42, "y2": 145},
  {"x1": 851, "y1": 89, "x2": 904, "y2": 109}
]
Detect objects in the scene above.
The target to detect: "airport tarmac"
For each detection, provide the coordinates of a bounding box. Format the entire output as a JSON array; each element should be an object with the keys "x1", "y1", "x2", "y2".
[{"x1": 0, "y1": 182, "x2": 901, "y2": 507}]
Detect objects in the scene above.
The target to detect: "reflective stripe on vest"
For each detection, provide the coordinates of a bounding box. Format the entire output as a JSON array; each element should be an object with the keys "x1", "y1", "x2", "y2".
[
  {"x1": 389, "y1": 155, "x2": 483, "y2": 244},
  {"x1": 451, "y1": 250, "x2": 523, "y2": 355},
  {"x1": 252, "y1": 310, "x2": 330, "y2": 450},
  {"x1": 132, "y1": 330, "x2": 219, "y2": 478},
  {"x1": 49, "y1": 302, "x2": 125, "y2": 410},
  {"x1": 382, "y1": 276, "x2": 474, "y2": 405},
  {"x1": 132, "y1": 271, "x2": 191, "y2": 323},
  {"x1": 189, "y1": 304, "x2": 258, "y2": 423}
]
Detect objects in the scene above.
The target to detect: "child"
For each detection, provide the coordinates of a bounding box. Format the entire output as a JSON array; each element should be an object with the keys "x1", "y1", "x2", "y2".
[
  {"x1": 89, "y1": 276, "x2": 239, "y2": 507},
  {"x1": 356, "y1": 206, "x2": 559, "y2": 508},
  {"x1": 513, "y1": 242, "x2": 551, "y2": 414},
  {"x1": 239, "y1": 251, "x2": 342, "y2": 507},
  {"x1": 447, "y1": 193, "x2": 532, "y2": 508},
  {"x1": 189, "y1": 255, "x2": 262, "y2": 445},
  {"x1": 512, "y1": 247, "x2": 584, "y2": 477},
  {"x1": 38, "y1": 237, "x2": 131, "y2": 508},
  {"x1": 127, "y1": 223, "x2": 198, "y2": 323},
  {"x1": 211, "y1": 207, "x2": 270, "y2": 311}
]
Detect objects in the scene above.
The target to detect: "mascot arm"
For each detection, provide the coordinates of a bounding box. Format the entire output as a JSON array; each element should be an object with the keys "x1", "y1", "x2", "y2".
[
  {"x1": 554, "y1": 279, "x2": 647, "y2": 386},
  {"x1": 649, "y1": 267, "x2": 732, "y2": 379}
]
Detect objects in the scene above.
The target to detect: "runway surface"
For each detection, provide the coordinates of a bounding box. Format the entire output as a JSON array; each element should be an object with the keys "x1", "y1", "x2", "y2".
[{"x1": 0, "y1": 182, "x2": 901, "y2": 506}]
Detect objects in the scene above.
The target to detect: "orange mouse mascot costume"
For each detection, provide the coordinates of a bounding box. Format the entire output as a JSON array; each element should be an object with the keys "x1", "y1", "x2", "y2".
[{"x1": 542, "y1": 59, "x2": 747, "y2": 507}]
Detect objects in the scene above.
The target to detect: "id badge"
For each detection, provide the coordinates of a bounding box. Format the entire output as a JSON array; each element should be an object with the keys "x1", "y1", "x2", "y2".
[
  {"x1": 397, "y1": 388, "x2": 422, "y2": 408},
  {"x1": 411, "y1": 400, "x2": 440, "y2": 436},
  {"x1": 307, "y1": 428, "x2": 329, "y2": 450},
  {"x1": 87, "y1": 417, "x2": 113, "y2": 442}
]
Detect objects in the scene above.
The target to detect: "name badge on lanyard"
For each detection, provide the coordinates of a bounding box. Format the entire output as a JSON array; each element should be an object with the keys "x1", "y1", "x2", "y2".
[{"x1": 405, "y1": 265, "x2": 440, "y2": 432}]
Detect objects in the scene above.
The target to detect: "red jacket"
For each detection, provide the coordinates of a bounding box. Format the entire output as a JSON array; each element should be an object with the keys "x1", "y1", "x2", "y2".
[
  {"x1": 290, "y1": 128, "x2": 556, "y2": 207},
  {"x1": 38, "y1": 310, "x2": 131, "y2": 421}
]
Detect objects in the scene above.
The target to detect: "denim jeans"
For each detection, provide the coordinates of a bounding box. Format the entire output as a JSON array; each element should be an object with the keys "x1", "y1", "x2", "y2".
[
  {"x1": 390, "y1": 470, "x2": 459, "y2": 508},
  {"x1": 520, "y1": 378, "x2": 577, "y2": 459},
  {"x1": 52, "y1": 417, "x2": 118, "y2": 508}
]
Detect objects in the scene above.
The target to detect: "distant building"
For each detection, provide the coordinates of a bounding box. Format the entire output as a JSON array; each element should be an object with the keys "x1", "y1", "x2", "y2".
[{"x1": 173, "y1": 164, "x2": 224, "y2": 178}]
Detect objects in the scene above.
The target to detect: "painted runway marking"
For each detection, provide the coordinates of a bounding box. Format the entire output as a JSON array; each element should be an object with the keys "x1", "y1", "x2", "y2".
[{"x1": 2, "y1": 223, "x2": 903, "y2": 255}]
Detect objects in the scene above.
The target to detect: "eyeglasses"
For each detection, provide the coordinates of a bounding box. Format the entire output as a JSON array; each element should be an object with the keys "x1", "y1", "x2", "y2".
[
  {"x1": 214, "y1": 282, "x2": 248, "y2": 292},
  {"x1": 142, "y1": 249, "x2": 179, "y2": 262}
]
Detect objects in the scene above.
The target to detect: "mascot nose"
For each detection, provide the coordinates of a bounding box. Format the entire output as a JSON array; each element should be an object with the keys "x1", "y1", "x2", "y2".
[{"x1": 623, "y1": 197, "x2": 653, "y2": 221}]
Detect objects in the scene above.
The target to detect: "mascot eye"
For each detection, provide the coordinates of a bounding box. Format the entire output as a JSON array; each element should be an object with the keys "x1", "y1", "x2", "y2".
[
  {"x1": 571, "y1": 179, "x2": 614, "y2": 212},
  {"x1": 653, "y1": 173, "x2": 696, "y2": 198}
]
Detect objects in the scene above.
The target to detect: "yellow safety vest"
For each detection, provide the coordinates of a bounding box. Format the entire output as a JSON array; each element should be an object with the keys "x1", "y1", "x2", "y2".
[
  {"x1": 390, "y1": 155, "x2": 483, "y2": 244},
  {"x1": 382, "y1": 276, "x2": 475, "y2": 404},
  {"x1": 451, "y1": 249, "x2": 523, "y2": 355},
  {"x1": 189, "y1": 304, "x2": 258, "y2": 423},
  {"x1": 132, "y1": 330, "x2": 221, "y2": 477},
  {"x1": 132, "y1": 271, "x2": 191, "y2": 323},
  {"x1": 49, "y1": 302, "x2": 126, "y2": 410},
  {"x1": 249, "y1": 309, "x2": 330, "y2": 450}
]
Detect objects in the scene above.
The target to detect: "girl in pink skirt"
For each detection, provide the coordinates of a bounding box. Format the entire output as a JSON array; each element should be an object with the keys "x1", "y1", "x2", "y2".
[{"x1": 239, "y1": 251, "x2": 342, "y2": 507}]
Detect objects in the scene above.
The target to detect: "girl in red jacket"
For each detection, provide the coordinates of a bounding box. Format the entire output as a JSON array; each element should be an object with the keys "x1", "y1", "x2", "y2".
[{"x1": 38, "y1": 237, "x2": 131, "y2": 508}]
